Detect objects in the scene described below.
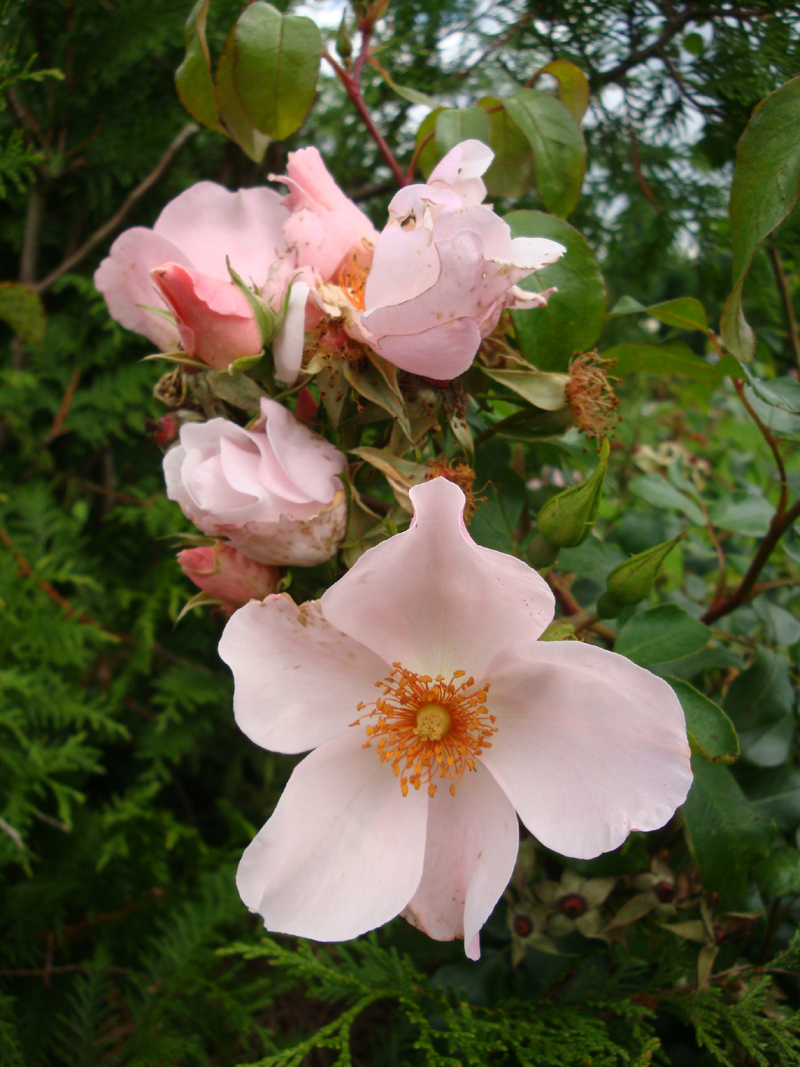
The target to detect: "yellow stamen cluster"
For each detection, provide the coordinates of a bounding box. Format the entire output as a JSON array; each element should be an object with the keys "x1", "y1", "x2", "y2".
[
  {"x1": 339, "y1": 253, "x2": 368, "y2": 311},
  {"x1": 351, "y1": 665, "x2": 497, "y2": 798}
]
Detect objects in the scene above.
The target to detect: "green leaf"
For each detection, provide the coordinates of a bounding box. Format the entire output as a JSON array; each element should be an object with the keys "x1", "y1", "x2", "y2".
[
  {"x1": 480, "y1": 365, "x2": 568, "y2": 410},
  {"x1": 175, "y1": 0, "x2": 223, "y2": 133},
  {"x1": 628, "y1": 474, "x2": 706, "y2": 525},
  {"x1": 232, "y1": 1, "x2": 322, "y2": 140},
  {"x1": 755, "y1": 847, "x2": 800, "y2": 897},
  {"x1": 605, "y1": 340, "x2": 720, "y2": 383},
  {"x1": 743, "y1": 765, "x2": 800, "y2": 831},
  {"x1": 721, "y1": 75, "x2": 800, "y2": 361},
  {"x1": 724, "y1": 649, "x2": 795, "y2": 767},
  {"x1": 615, "y1": 605, "x2": 710, "y2": 667},
  {"x1": 683, "y1": 757, "x2": 775, "y2": 894},
  {"x1": 206, "y1": 370, "x2": 265, "y2": 411},
  {"x1": 707, "y1": 494, "x2": 774, "y2": 537},
  {"x1": 478, "y1": 97, "x2": 534, "y2": 199},
  {"x1": 646, "y1": 297, "x2": 710, "y2": 333},
  {"x1": 502, "y1": 89, "x2": 586, "y2": 217},
  {"x1": 435, "y1": 107, "x2": 491, "y2": 156},
  {"x1": 508, "y1": 210, "x2": 607, "y2": 372},
  {"x1": 370, "y1": 60, "x2": 437, "y2": 108},
  {"x1": 341, "y1": 353, "x2": 412, "y2": 440},
  {"x1": 667, "y1": 677, "x2": 739, "y2": 765},
  {"x1": 0, "y1": 282, "x2": 45, "y2": 345},
  {"x1": 470, "y1": 467, "x2": 526, "y2": 553},
  {"x1": 535, "y1": 60, "x2": 590, "y2": 124},
  {"x1": 414, "y1": 108, "x2": 443, "y2": 179},
  {"x1": 216, "y1": 26, "x2": 270, "y2": 162}
]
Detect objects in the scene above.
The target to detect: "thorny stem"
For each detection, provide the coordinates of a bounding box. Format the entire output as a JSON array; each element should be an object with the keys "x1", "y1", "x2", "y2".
[{"x1": 323, "y1": 30, "x2": 408, "y2": 189}]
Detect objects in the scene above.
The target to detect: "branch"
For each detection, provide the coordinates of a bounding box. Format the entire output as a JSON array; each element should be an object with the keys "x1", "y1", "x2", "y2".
[
  {"x1": 322, "y1": 46, "x2": 407, "y2": 188},
  {"x1": 733, "y1": 378, "x2": 788, "y2": 517},
  {"x1": 592, "y1": 6, "x2": 697, "y2": 87},
  {"x1": 768, "y1": 246, "x2": 800, "y2": 372},
  {"x1": 32, "y1": 123, "x2": 198, "y2": 294}
]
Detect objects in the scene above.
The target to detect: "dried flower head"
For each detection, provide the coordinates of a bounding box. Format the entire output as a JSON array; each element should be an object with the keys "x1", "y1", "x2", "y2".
[
  {"x1": 565, "y1": 351, "x2": 620, "y2": 442},
  {"x1": 425, "y1": 459, "x2": 481, "y2": 522}
]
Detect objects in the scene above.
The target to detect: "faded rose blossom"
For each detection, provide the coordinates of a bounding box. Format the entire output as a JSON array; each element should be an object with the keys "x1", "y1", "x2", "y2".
[
  {"x1": 164, "y1": 397, "x2": 347, "y2": 567},
  {"x1": 94, "y1": 182, "x2": 297, "y2": 370},
  {"x1": 178, "y1": 542, "x2": 280, "y2": 607},
  {"x1": 219, "y1": 478, "x2": 692, "y2": 959},
  {"x1": 273, "y1": 146, "x2": 380, "y2": 280},
  {"x1": 316, "y1": 140, "x2": 566, "y2": 381}
]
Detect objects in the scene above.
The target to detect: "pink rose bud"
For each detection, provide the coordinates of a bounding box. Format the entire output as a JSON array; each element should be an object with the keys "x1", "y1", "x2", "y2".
[
  {"x1": 178, "y1": 542, "x2": 279, "y2": 607},
  {"x1": 150, "y1": 263, "x2": 263, "y2": 370},
  {"x1": 163, "y1": 396, "x2": 348, "y2": 567}
]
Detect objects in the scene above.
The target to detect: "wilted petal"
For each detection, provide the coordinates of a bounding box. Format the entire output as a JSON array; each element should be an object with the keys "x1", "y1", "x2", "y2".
[
  {"x1": 321, "y1": 478, "x2": 554, "y2": 679},
  {"x1": 154, "y1": 181, "x2": 288, "y2": 285},
  {"x1": 219, "y1": 595, "x2": 388, "y2": 753},
  {"x1": 273, "y1": 281, "x2": 310, "y2": 385},
  {"x1": 480, "y1": 640, "x2": 693, "y2": 859},
  {"x1": 93, "y1": 228, "x2": 188, "y2": 350},
  {"x1": 403, "y1": 763, "x2": 518, "y2": 959},
  {"x1": 236, "y1": 731, "x2": 428, "y2": 941},
  {"x1": 230, "y1": 490, "x2": 348, "y2": 566}
]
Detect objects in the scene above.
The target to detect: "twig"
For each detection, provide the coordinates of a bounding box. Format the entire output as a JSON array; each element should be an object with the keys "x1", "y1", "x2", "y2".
[
  {"x1": 592, "y1": 6, "x2": 698, "y2": 87},
  {"x1": 733, "y1": 378, "x2": 788, "y2": 517},
  {"x1": 0, "y1": 816, "x2": 25, "y2": 850},
  {"x1": 322, "y1": 40, "x2": 407, "y2": 188},
  {"x1": 768, "y1": 246, "x2": 800, "y2": 372},
  {"x1": 43, "y1": 367, "x2": 81, "y2": 443},
  {"x1": 32, "y1": 123, "x2": 198, "y2": 293},
  {"x1": 406, "y1": 130, "x2": 435, "y2": 183}
]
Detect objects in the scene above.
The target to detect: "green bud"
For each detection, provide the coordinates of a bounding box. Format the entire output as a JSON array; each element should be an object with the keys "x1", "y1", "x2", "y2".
[
  {"x1": 535, "y1": 438, "x2": 610, "y2": 548},
  {"x1": 527, "y1": 534, "x2": 560, "y2": 569},
  {"x1": 336, "y1": 10, "x2": 353, "y2": 62},
  {"x1": 596, "y1": 534, "x2": 684, "y2": 618}
]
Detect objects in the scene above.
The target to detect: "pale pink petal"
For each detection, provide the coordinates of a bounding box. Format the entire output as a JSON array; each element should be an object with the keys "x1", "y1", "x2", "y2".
[
  {"x1": 260, "y1": 396, "x2": 345, "y2": 502},
  {"x1": 283, "y1": 209, "x2": 355, "y2": 281},
  {"x1": 429, "y1": 140, "x2": 494, "y2": 185},
  {"x1": 480, "y1": 640, "x2": 693, "y2": 860},
  {"x1": 219, "y1": 595, "x2": 388, "y2": 753},
  {"x1": 369, "y1": 318, "x2": 482, "y2": 379},
  {"x1": 403, "y1": 763, "x2": 518, "y2": 959},
  {"x1": 506, "y1": 236, "x2": 566, "y2": 271},
  {"x1": 321, "y1": 478, "x2": 554, "y2": 679},
  {"x1": 364, "y1": 223, "x2": 441, "y2": 309},
  {"x1": 94, "y1": 228, "x2": 189, "y2": 350},
  {"x1": 363, "y1": 231, "x2": 533, "y2": 343},
  {"x1": 154, "y1": 181, "x2": 288, "y2": 285},
  {"x1": 278, "y1": 147, "x2": 379, "y2": 251},
  {"x1": 236, "y1": 730, "x2": 428, "y2": 941},
  {"x1": 273, "y1": 281, "x2": 310, "y2": 385}
]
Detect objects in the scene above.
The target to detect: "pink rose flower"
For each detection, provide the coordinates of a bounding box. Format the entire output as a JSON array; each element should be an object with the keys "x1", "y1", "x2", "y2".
[
  {"x1": 219, "y1": 478, "x2": 692, "y2": 959},
  {"x1": 93, "y1": 181, "x2": 309, "y2": 380},
  {"x1": 274, "y1": 146, "x2": 380, "y2": 280},
  {"x1": 317, "y1": 140, "x2": 566, "y2": 380},
  {"x1": 164, "y1": 397, "x2": 347, "y2": 567},
  {"x1": 178, "y1": 542, "x2": 280, "y2": 607}
]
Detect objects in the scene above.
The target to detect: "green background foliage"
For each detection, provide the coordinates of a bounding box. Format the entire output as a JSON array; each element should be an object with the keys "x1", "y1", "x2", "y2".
[{"x1": 1, "y1": 0, "x2": 800, "y2": 1063}]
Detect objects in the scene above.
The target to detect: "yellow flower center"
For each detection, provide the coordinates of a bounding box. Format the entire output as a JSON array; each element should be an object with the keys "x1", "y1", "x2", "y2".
[
  {"x1": 338, "y1": 252, "x2": 368, "y2": 311},
  {"x1": 351, "y1": 664, "x2": 497, "y2": 798}
]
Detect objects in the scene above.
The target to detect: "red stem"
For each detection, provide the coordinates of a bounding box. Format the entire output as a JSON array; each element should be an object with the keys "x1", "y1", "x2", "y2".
[{"x1": 322, "y1": 34, "x2": 408, "y2": 188}]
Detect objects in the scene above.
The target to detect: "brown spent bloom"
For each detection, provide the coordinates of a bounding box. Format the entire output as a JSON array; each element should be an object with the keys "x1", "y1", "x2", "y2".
[
  {"x1": 565, "y1": 351, "x2": 620, "y2": 442},
  {"x1": 425, "y1": 459, "x2": 482, "y2": 522}
]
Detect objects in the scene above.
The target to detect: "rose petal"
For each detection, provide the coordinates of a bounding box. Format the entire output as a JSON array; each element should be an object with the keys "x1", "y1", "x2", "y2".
[
  {"x1": 364, "y1": 222, "x2": 441, "y2": 310},
  {"x1": 368, "y1": 317, "x2": 482, "y2": 379},
  {"x1": 230, "y1": 491, "x2": 348, "y2": 567},
  {"x1": 154, "y1": 181, "x2": 288, "y2": 285},
  {"x1": 321, "y1": 478, "x2": 554, "y2": 679},
  {"x1": 220, "y1": 595, "x2": 389, "y2": 753},
  {"x1": 236, "y1": 730, "x2": 428, "y2": 941},
  {"x1": 273, "y1": 281, "x2": 311, "y2": 386},
  {"x1": 260, "y1": 396, "x2": 346, "y2": 502},
  {"x1": 480, "y1": 640, "x2": 693, "y2": 859},
  {"x1": 94, "y1": 228, "x2": 189, "y2": 350},
  {"x1": 403, "y1": 763, "x2": 518, "y2": 959}
]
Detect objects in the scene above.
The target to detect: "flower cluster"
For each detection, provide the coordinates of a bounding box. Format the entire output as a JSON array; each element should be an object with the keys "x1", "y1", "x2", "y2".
[{"x1": 95, "y1": 140, "x2": 692, "y2": 958}]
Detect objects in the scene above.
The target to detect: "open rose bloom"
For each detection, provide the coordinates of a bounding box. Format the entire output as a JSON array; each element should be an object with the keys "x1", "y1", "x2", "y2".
[
  {"x1": 219, "y1": 478, "x2": 692, "y2": 958},
  {"x1": 317, "y1": 140, "x2": 567, "y2": 380},
  {"x1": 164, "y1": 397, "x2": 347, "y2": 566}
]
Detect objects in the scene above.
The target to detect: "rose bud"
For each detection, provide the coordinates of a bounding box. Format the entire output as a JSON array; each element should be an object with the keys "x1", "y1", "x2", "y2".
[{"x1": 177, "y1": 542, "x2": 279, "y2": 607}]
